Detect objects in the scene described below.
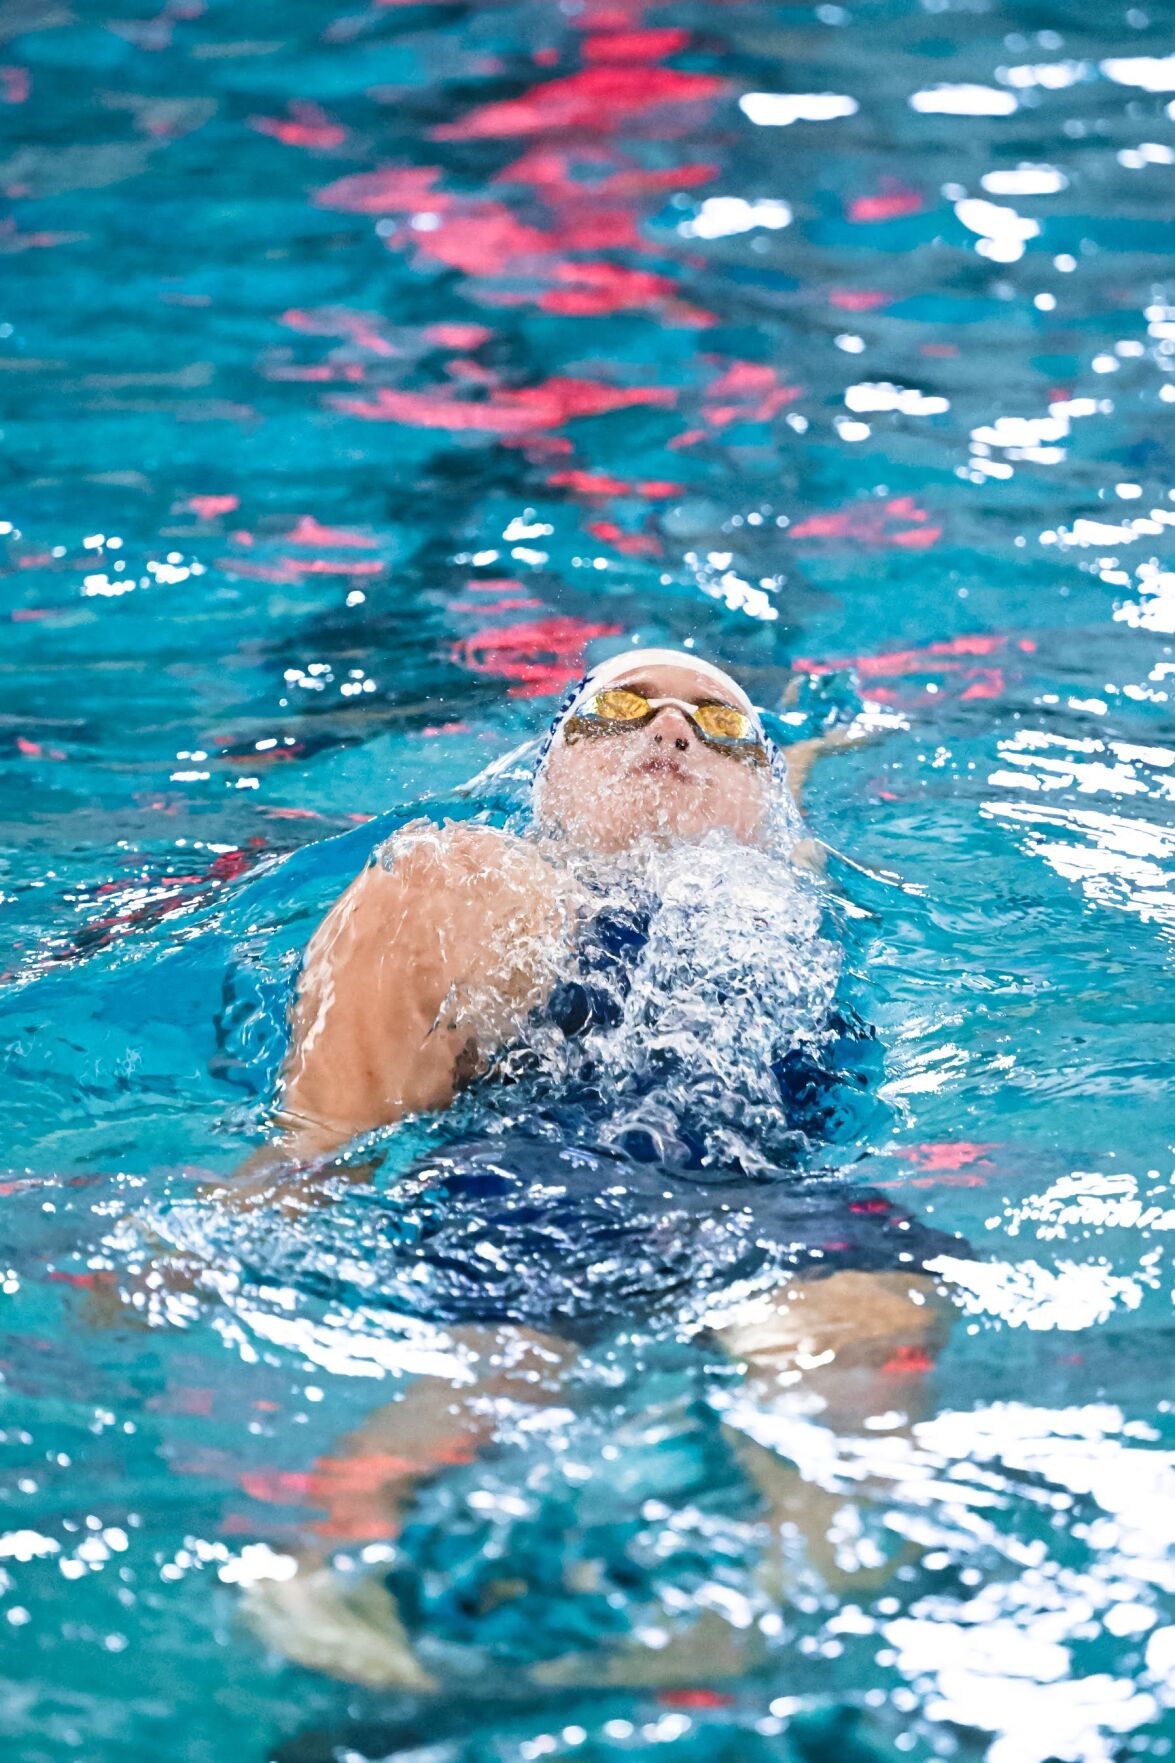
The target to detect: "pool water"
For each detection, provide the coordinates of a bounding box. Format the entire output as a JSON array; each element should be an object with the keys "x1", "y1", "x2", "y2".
[{"x1": 2, "y1": 0, "x2": 1175, "y2": 1759}]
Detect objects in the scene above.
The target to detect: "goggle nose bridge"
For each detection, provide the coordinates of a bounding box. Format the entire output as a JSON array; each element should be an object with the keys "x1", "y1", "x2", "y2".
[{"x1": 634, "y1": 695, "x2": 710, "y2": 724}]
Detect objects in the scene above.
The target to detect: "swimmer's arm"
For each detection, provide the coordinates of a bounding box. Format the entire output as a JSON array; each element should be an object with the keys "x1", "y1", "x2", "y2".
[
  {"x1": 780, "y1": 721, "x2": 875, "y2": 872},
  {"x1": 86, "y1": 826, "x2": 576, "y2": 1315},
  {"x1": 778, "y1": 662, "x2": 888, "y2": 811},
  {"x1": 220, "y1": 822, "x2": 576, "y2": 1201},
  {"x1": 781, "y1": 725, "x2": 863, "y2": 809}
]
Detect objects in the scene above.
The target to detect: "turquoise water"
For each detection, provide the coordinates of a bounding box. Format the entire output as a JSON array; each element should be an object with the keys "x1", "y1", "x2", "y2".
[{"x1": 3, "y1": 0, "x2": 1175, "y2": 1758}]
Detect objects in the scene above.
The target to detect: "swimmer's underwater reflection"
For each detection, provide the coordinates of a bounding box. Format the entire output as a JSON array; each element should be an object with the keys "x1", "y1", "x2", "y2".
[{"x1": 138, "y1": 652, "x2": 969, "y2": 1693}]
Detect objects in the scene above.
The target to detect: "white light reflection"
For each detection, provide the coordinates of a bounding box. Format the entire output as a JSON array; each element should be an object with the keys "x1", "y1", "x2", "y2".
[
  {"x1": 0, "y1": 1530, "x2": 59, "y2": 1561},
  {"x1": 845, "y1": 382, "x2": 950, "y2": 416},
  {"x1": 1118, "y1": 142, "x2": 1175, "y2": 168},
  {"x1": 218, "y1": 1543, "x2": 299, "y2": 1587},
  {"x1": 1148, "y1": 1627, "x2": 1175, "y2": 1682},
  {"x1": 1003, "y1": 1167, "x2": 1175, "y2": 1242},
  {"x1": 999, "y1": 61, "x2": 1091, "y2": 90},
  {"x1": 718, "y1": 1370, "x2": 1175, "y2": 1763},
  {"x1": 1052, "y1": 514, "x2": 1164, "y2": 548},
  {"x1": 222, "y1": 1297, "x2": 480, "y2": 1383},
  {"x1": 1101, "y1": 53, "x2": 1175, "y2": 91},
  {"x1": 680, "y1": 197, "x2": 792, "y2": 239},
  {"x1": 927, "y1": 1254, "x2": 1148, "y2": 1330},
  {"x1": 981, "y1": 165, "x2": 1069, "y2": 196},
  {"x1": 917, "y1": 1659, "x2": 1156, "y2": 1763},
  {"x1": 955, "y1": 197, "x2": 1040, "y2": 263},
  {"x1": 983, "y1": 795, "x2": 1175, "y2": 938},
  {"x1": 685, "y1": 550, "x2": 780, "y2": 622},
  {"x1": 884, "y1": 1612, "x2": 1069, "y2": 1683},
  {"x1": 739, "y1": 92, "x2": 858, "y2": 126},
  {"x1": 910, "y1": 85, "x2": 1018, "y2": 116},
  {"x1": 1116, "y1": 563, "x2": 1175, "y2": 634},
  {"x1": 971, "y1": 412, "x2": 1070, "y2": 462},
  {"x1": 881, "y1": 1040, "x2": 969, "y2": 1100}
]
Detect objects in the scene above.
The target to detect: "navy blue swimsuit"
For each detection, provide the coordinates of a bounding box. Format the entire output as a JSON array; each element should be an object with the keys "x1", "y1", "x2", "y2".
[
  {"x1": 547, "y1": 901, "x2": 884, "y2": 1155},
  {"x1": 335, "y1": 895, "x2": 964, "y2": 1337}
]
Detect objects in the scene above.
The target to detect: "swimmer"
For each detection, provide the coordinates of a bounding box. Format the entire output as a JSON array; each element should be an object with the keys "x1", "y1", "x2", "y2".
[
  {"x1": 198, "y1": 649, "x2": 962, "y2": 1692},
  {"x1": 232, "y1": 649, "x2": 826, "y2": 1187}
]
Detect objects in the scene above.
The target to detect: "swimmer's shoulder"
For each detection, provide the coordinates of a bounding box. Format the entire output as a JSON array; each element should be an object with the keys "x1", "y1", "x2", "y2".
[
  {"x1": 354, "y1": 818, "x2": 584, "y2": 948},
  {"x1": 302, "y1": 821, "x2": 523, "y2": 954},
  {"x1": 372, "y1": 817, "x2": 557, "y2": 895},
  {"x1": 303, "y1": 822, "x2": 585, "y2": 995}
]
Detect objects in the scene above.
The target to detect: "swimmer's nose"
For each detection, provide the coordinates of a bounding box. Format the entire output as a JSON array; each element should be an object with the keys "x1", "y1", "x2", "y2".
[{"x1": 651, "y1": 704, "x2": 693, "y2": 752}]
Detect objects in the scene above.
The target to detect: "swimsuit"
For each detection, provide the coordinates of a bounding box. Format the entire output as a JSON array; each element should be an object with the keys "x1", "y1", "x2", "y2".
[{"x1": 300, "y1": 892, "x2": 964, "y2": 1336}]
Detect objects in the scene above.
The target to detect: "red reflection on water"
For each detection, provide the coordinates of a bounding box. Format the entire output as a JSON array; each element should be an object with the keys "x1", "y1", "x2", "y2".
[
  {"x1": 586, "y1": 519, "x2": 662, "y2": 557},
  {"x1": 581, "y1": 27, "x2": 692, "y2": 61},
  {"x1": 0, "y1": 66, "x2": 29, "y2": 104},
  {"x1": 425, "y1": 322, "x2": 493, "y2": 350},
  {"x1": 280, "y1": 306, "x2": 398, "y2": 357},
  {"x1": 848, "y1": 180, "x2": 925, "y2": 222},
  {"x1": 798, "y1": 633, "x2": 1003, "y2": 680},
  {"x1": 828, "y1": 288, "x2": 892, "y2": 311},
  {"x1": 789, "y1": 494, "x2": 940, "y2": 549},
  {"x1": 548, "y1": 470, "x2": 683, "y2": 497},
  {"x1": 882, "y1": 1345, "x2": 934, "y2": 1375},
  {"x1": 16, "y1": 735, "x2": 66, "y2": 760},
  {"x1": 538, "y1": 260, "x2": 678, "y2": 317},
  {"x1": 414, "y1": 207, "x2": 553, "y2": 276},
  {"x1": 493, "y1": 146, "x2": 715, "y2": 199},
  {"x1": 704, "y1": 360, "x2": 803, "y2": 428},
  {"x1": 331, "y1": 377, "x2": 675, "y2": 433},
  {"x1": 658, "y1": 1689, "x2": 736, "y2": 1709},
  {"x1": 285, "y1": 515, "x2": 377, "y2": 549},
  {"x1": 216, "y1": 555, "x2": 383, "y2": 582},
  {"x1": 315, "y1": 164, "x2": 451, "y2": 215},
  {"x1": 907, "y1": 1140, "x2": 997, "y2": 1170},
  {"x1": 432, "y1": 66, "x2": 724, "y2": 141},
  {"x1": 453, "y1": 614, "x2": 622, "y2": 696},
  {"x1": 796, "y1": 634, "x2": 1023, "y2": 712},
  {"x1": 249, "y1": 102, "x2": 345, "y2": 150},
  {"x1": 238, "y1": 1468, "x2": 314, "y2": 1505}
]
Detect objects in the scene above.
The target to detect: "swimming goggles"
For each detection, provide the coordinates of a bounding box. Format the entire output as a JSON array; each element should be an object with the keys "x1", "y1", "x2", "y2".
[{"x1": 563, "y1": 686, "x2": 770, "y2": 763}]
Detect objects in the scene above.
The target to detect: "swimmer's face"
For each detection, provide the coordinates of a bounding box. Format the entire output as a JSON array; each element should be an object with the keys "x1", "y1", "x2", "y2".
[{"x1": 537, "y1": 661, "x2": 774, "y2": 856}]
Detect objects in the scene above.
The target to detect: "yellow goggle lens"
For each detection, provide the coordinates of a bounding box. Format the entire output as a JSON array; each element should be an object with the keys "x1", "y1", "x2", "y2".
[
  {"x1": 579, "y1": 690, "x2": 759, "y2": 746},
  {"x1": 692, "y1": 703, "x2": 754, "y2": 741},
  {"x1": 589, "y1": 687, "x2": 653, "y2": 723}
]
